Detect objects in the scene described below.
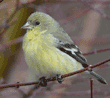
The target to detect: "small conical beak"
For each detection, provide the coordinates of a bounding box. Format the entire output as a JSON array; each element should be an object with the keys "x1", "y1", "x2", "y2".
[{"x1": 21, "y1": 22, "x2": 32, "y2": 29}]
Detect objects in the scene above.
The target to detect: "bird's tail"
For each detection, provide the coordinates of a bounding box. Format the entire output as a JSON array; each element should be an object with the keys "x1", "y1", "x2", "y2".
[{"x1": 89, "y1": 70, "x2": 107, "y2": 85}]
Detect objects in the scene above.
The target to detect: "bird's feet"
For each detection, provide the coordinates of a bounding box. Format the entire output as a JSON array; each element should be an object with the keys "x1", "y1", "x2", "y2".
[
  {"x1": 38, "y1": 75, "x2": 63, "y2": 87},
  {"x1": 38, "y1": 77, "x2": 47, "y2": 87},
  {"x1": 55, "y1": 74, "x2": 63, "y2": 84}
]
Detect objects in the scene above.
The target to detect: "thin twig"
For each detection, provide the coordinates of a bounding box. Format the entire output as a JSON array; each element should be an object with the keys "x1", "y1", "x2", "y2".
[
  {"x1": 61, "y1": 58, "x2": 110, "y2": 79},
  {"x1": 83, "y1": 47, "x2": 110, "y2": 56},
  {"x1": 0, "y1": 81, "x2": 39, "y2": 88},
  {"x1": 90, "y1": 78, "x2": 93, "y2": 98},
  {"x1": 0, "y1": 58, "x2": 109, "y2": 89},
  {"x1": 0, "y1": 36, "x2": 23, "y2": 50}
]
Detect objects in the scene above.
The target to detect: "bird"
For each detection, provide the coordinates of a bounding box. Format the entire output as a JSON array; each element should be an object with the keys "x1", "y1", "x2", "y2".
[{"x1": 22, "y1": 12, "x2": 107, "y2": 86}]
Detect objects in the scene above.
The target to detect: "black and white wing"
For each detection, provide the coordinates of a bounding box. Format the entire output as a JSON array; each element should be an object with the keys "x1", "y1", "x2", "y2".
[{"x1": 57, "y1": 43, "x2": 89, "y2": 68}]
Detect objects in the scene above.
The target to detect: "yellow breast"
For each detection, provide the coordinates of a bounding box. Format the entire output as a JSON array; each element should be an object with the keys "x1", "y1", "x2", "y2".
[{"x1": 23, "y1": 30, "x2": 83, "y2": 79}]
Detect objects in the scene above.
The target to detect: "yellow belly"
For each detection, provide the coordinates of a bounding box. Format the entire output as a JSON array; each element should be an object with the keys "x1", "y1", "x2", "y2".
[
  {"x1": 24, "y1": 44, "x2": 83, "y2": 79},
  {"x1": 23, "y1": 33, "x2": 83, "y2": 79}
]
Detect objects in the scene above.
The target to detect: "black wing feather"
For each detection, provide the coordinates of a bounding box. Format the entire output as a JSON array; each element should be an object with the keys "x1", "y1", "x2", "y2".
[{"x1": 57, "y1": 43, "x2": 89, "y2": 68}]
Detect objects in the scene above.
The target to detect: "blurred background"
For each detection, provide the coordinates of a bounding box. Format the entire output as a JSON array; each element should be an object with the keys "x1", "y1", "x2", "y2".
[{"x1": 0, "y1": 0, "x2": 110, "y2": 98}]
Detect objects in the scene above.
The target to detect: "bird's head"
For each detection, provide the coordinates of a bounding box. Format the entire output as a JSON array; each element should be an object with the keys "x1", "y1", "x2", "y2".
[{"x1": 21, "y1": 12, "x2": 59, "y2": 33}]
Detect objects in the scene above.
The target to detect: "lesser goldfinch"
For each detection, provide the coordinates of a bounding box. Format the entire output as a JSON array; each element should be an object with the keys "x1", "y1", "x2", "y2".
[{"x1": 22, "y1": 12, "x2": 107, "y2": 86}]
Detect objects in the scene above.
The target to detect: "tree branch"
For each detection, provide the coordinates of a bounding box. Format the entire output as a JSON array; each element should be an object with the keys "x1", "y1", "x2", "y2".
[{"x1": 0, "y1": 58, "x2": 109, "y2": 89}]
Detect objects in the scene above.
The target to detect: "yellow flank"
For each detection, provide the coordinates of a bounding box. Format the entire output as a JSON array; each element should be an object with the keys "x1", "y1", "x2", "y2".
[{"x1": 23, "y1": 28, "x2": 83, "y2": 79}]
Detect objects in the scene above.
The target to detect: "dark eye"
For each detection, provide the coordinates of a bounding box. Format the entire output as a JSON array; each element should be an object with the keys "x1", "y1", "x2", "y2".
[{"x1": 34, "y1": 21, "x2": 40, "y2": 25}]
